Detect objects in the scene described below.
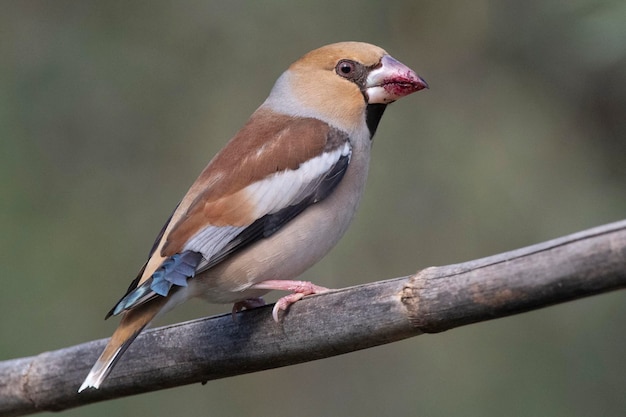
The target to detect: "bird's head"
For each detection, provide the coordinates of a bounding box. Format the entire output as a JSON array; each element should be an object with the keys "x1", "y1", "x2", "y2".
[{"x1": 264, "y1": 41, "x2": 428, "y2": 136}]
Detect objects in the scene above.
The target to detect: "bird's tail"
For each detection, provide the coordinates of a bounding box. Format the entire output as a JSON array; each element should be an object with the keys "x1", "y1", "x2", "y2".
[{"x1": 78, "y1": 298, "x2": 166, "y2": 392}]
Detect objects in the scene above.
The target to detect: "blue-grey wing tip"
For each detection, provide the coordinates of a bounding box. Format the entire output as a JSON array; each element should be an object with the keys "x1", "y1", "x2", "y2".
[
  {"x1": 108, "y1": 283, "x2": 157, "y2": 317},
  {"x1": 106, "y1": 251, "x2": 204, "y2": 318}
]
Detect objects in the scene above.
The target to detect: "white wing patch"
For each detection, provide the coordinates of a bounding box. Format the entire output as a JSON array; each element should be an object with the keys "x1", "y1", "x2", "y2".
[
  {"x1": 245, "y1": 142, "x2": 351, "y2": 217},
  {"x1": 183, "y1": 224, "x2": 246, "y2": 263},
  {"x1": 181, "y1": 142, "x2": 351, "y2": 264}
]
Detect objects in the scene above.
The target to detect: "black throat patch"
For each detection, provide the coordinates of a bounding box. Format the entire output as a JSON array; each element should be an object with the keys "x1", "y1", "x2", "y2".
[{"x1": 365, "y1": 103, "x2": 387, "y2": 138}]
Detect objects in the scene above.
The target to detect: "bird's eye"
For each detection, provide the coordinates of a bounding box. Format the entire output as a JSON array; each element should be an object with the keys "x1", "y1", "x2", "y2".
[{"x1": 336, "y1": 60, "x2": 356, "y2": 77}]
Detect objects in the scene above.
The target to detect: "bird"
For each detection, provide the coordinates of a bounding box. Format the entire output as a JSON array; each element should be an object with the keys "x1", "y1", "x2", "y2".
[{"x1": 78, "y1": 41, "x2": 428, "y2": 392}]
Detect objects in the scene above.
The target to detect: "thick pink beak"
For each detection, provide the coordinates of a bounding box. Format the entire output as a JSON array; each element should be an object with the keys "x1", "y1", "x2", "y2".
[{"x1": 366, "y1": 55, "x2": 428, "y2": 104}]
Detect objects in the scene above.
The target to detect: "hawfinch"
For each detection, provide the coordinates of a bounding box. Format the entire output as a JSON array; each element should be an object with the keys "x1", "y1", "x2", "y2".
[{"x1": 79, "y1": 41, "x2": 427, "y2": 392}]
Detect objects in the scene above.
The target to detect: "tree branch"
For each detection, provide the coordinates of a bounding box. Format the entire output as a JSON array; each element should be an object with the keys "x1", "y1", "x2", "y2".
[{"x1": 1, "y1": 220, "x2": 625, "y2": 416}]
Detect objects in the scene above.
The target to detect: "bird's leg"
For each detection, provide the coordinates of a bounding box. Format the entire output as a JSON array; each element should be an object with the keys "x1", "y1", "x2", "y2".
[{"x1": 249, "y1": 280, "x2": 330, "y2": 322}]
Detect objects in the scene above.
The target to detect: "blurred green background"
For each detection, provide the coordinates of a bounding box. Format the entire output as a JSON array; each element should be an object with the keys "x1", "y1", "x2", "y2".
[{"x1": 1, "y1": 1, "x2": 625, "y2": 416}]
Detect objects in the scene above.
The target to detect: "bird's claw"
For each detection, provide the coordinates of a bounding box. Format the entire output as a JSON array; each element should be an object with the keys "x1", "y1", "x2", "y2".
[
  {"x1": 231, "y1": 297, "x2": 266, "y2": 319},
  {"x1": 248, "y1": 280, "x2": 330, "y2": 322}
]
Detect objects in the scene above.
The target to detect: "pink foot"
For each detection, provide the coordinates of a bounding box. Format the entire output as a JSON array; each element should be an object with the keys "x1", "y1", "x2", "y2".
[
  {"x1": 249, "y1": 280, "x2": 330, "y2": 322},
  {"x1": 231, "y1": 297, "x2": 266, "y2": 319}
]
